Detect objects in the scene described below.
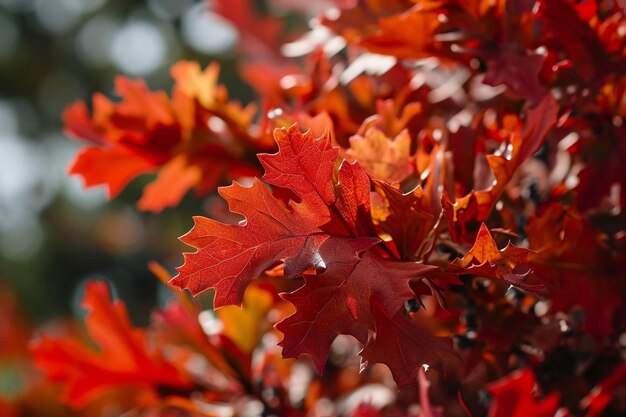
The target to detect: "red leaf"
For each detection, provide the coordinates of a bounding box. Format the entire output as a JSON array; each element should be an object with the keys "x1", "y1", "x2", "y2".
[
  {"x1": 581, "y1": 363, "x2": 626, "y2": 417},
  {"x1": 171, "y1": 178, "x2": 327, "y2": 306},
  {"x1": 63, "y1": 101, "x2": 105, "y2": 145},
  {"x1": 484, "y1": 52, "x2": 547, "y2": 104},
  {"x1": 357, "y1": 5, "x2": 441, "y2": 60},
  {"x1": 444, "y1": 94, "x2": 558, "y2": 243},
  {"x1": 334, "y1": 160, "x2": 377, "y2": 237},
  {"x1": 538, "y1": 0, "x2": 607, "y2": 81},
  {"x1": 172, "y1": 125, "x2": 375, "y2": 305},
  {"x1": 527, "y1": 204, "x2": 624, "y2": 337},
  {"x1": 360, "y1": 302, "x2": 457, "y2": 389},
  {"x1": 258, "y1": 125, "x2": 338, "y2": 222},
  {"x1": 347, "y1": 128, "x2": 413, "y2": 183},
  {"x1": 574, "y1": 123, "x2": 626, "y2": 212},
  {"x1": 417, "y1": 366, "x2": 445, "y2": 417},
  {"x1": 67, "y1": 146, "x2": 154, "y2": 199},
  {"x1": 372, "y1": 181, "x2": 436, "y2": 261},
  {"x1": 137, "y1": 155, "x2": 203, "y2": 212},
  {"x1": 450, "y1": 223, "x2": 543, "y2": 291},
  {"x1": 277, "y1": 237, "x2": 437, "y2": 373},
  {"x1": 486, "y1": 368, "x2": 560, "y2": 417},
  {"x1": 29, "y1": 281, "x2": 192, "y2": 408}
]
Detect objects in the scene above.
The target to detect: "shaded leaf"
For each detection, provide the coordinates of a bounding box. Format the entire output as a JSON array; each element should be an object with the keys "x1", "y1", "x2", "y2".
[
  {"x1": 65, "y1": 62, "x2": 260, "y2": 212},
  {"x1": 360, "y1": 302, "x2": 457, "y2": 389},
  {"x1": 277, "y1": 237, "x2": 436, "y2": 373},
  {"x1": 450, "y1": 223, "x2": 542, "y2": 291}
]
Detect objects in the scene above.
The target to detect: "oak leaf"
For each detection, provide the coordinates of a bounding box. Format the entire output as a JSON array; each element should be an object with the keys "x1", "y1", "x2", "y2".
[
  {"x1": 527, "y1": 204, "x2": 624, "y2": 337},
  {"x1": 484, "y1": 51, "x2": 547, "y2": 104},
  {"x1": 172, "y1": 125, "x2": 376, "y2": 306},
  {"x1": 357, "y1": 5, "x2": 441, "y2": 60},
  {"x1": 171, "y1": 178, "x2": 327, "y2": 307},
  {"x1": 443, "y1": 94, "x2": 557, "y2": 243},
  {"x1": 359, "y1": 302, "x2": 457, "y2": 389},
  {"x1": 258, "y1": 124, "x2": 338, "y2": 222},
  {"x1": 372, "y1": 181, "x2": 436, "y2": 261},
  {"x1": 277, "y1": 237, "x2": 437, "y2": 373},
  {"x1": 347, "y1": 128, "x2": 413, "y2": 183},
  {"x1": 486, "y1": 368, "x2": 560, "y2": 417},
  {"x1": 30, "y1": 281, "x2": 192, "y2": 408},
  {"x1": 450, "y1": 223, "x2": 542, "y2": 291},
  {"x1": 65, "y1": 62, "x2": 260, "y2": 213}
]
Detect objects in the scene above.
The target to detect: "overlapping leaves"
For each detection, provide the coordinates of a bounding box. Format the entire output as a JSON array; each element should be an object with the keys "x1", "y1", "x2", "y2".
[
  {"x1": 30, "y1": 281, "x2": 194, "y2": 408},
  {"x1": 172, "y1": 125, "x2": 451, "y2": 386},
  {"x1": 52, "y1": 0, "x2": 626, "y2": 414},
  {"x1": 65, "y1": 61, "x2": 263, "y2": 212}
]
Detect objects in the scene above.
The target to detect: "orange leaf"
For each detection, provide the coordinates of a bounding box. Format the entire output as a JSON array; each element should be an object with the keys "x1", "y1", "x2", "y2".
[
  {"x1": 358, "y1": 5, "x2": 441, "y2": 59},
  {"x1": 347, "y1": 128, "x2": 413, "y2": 183},
  {"x1": 451, "y1": 224, "x2": 543, "y2": 291},
  {"x1": 65, "y1": 62, "x2": 260, "y2": 212},
  {"x1": 30, "y1": 281, "x2": 193, "y2": 408}
]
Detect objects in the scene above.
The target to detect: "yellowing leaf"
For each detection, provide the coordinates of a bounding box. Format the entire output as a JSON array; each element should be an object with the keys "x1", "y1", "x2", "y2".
[
  {"x1": 347, "y1": 128, "x2": 412, "y2": 183},
  {"x1": 217, "y1": 284, "x2": 275, "y2": 353}
]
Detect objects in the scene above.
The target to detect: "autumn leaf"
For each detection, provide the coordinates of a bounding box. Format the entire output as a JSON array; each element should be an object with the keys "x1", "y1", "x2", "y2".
[
  {"x1": 581, "y1": 363, "x2": 626, "y2": 417},
  {"x1": 65, "y1": 61, "x2": 260, "y2": 212},
  {"x1": 29, "y1": 281, "x2": 193, "y2": 408},
  {"x1": 137, "y1": 155, "x2": 203, "y2": 212},
  {"x1": 357, "y1": 5, "x2": 441, "y2": 60},
  {"x1": 486, "y1": 368, "x2": 560, "y2": 417},
  {"x1": 217, "y1": 283, "x2": 281, "y2": 354},
  {"x1": 538, "y1": 0, "x2": 608, "y2": 81},
  {"x1": 148, "y1": 262, "x2": 239, "y2": 380},
  {"x1": 484, "y1": 51, "x2": 547, "y2": 103},
  {"x1": 172, "y1": 122, "x2": 456, "y2": 386},
  {"x1": 347, "y1": 128, "x2": 413, "y2": 183},
  {"x1": 450, "y1": 223, "x2": 542, "y2": 291},
  {"x1": 456, "y1": 0, "x2": 496, "y2": 19},
  {"x1": 443, "y1": 94, "x2": 558, "y2": 243},
  {"x1": 171, "y1": 125, "x2": 376, "y2": 306},
  {"x1": 333, "y1": 159, "x2": 377, "y2": 238},
  {"x1": 171, "y1": 60, "x2": 220, "y2": 109},
  {"x1": 527, "y1": 203, "x2": 625, "y2": 337},
  {"x1": 171, "y1": 178, "x2": 327, "y2": 306},
  {"x1": 257, "y1": 124, "x2": 338, "y2": 222},
  {"x1": 49, "y1": 0, "x2": 626, "y2": 412},
  {"x1": 574, "y1": 123, "x2": 626, "y2": 212},
  {"x1": 372, "y1": 180, "x2": 436, "y2": 261},
  {"x1": 359, "y1": 302, "x2": 457, "y2": 389},
  {"x1": 277, "y1": 237, "x2": 437, "y2": 373},
  {"x1": 64, "y1": 98, "x2": 162, "y2": 198}
]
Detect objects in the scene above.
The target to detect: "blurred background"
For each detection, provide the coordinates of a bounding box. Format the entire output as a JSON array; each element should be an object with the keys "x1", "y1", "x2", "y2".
[{"x1": 0, "y1": 0, "x2": 268, "y2": 325}]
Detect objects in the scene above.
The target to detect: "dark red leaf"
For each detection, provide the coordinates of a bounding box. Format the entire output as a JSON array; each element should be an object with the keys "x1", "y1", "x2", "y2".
[{"x1": 277, "y1": 237, "x2": 436, "y2": 373}]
